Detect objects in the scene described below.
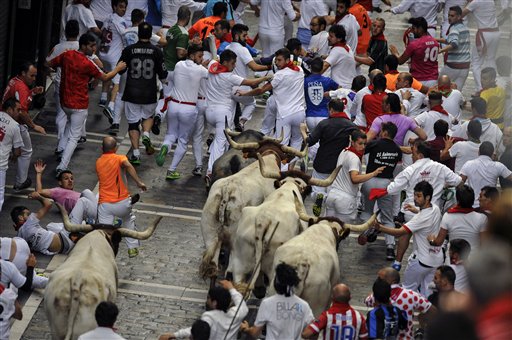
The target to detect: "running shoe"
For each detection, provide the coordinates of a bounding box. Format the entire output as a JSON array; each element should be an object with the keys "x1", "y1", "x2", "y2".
[
  {"x1": 312, "y1": 193, "x2": 324, "y2": 217},
  {"x1": 142, "y1": 135, "x2": 155, "y2": 155},
  {"x1": 109, "y1": 123, "x2": 119, "y2": 136},
  {"x1": 102, "y1": 106, "x2": 114, "y2": 124},
  {"x1": 55, "y1": 168, "x2": 67, "y2": 179},
  {"x1": 192, "y1": 166, "x2": 203, "y2": 176},
  {"x1": 128, "y1": 248, "x2": 139, "y2": 258},
  {"x1": 386, "y1": 247, "x2": 396, "y2": 261},
  {"x1": 152, "y1": 115, "x2": 161, "y2": 135},
  {"x1": 156, "y1": 144, "x2": 168, "y2": 166},
  {"x1": 98, "y1": 99, "x2": 107, "y2": 107},
  {"x1": 78, "y1": 137, "x2": 87, "y2": 144},
  {"x1": 13, "y1": 178, "x2": 32, "y2": 192},
  {"x1": 129, "y1": 155, "x2": 141, "y2": 165},
  {"x1": 166, "y1": 170, "x2": 181, "y2": 180}
]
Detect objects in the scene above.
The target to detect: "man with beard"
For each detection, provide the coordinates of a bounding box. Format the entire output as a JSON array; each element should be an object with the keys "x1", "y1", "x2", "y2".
[{"x1": 307, "y1": 16, "x2": 329, "y2": 57}]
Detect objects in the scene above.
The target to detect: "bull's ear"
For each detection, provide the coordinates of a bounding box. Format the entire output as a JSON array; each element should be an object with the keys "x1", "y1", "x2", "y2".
[
  {"x1": 111, "y1": 231, "x2": 122, "y2": 256},
  {"x1": 274, "y1": 180, "x2": 281, "y2": 189},
  {"x1": 308, "y1": 218, "x2": 315, "y2": 227},
  {"x1": 302, "y1": 185, "x2": 312, "y2": 197}
]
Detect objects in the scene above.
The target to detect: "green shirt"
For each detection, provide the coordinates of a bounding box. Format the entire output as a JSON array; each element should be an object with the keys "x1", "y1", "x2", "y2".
[{"x1": 163, "y1": 24, "x2": 189, "y2": 71}]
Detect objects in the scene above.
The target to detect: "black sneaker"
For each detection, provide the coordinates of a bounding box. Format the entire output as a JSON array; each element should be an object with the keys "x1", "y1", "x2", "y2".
[
  {"x1": 13, "y1": 178, "x2": 32, "y2": 192},
  {"x1": 54, "y1": 148, "x2": 63, "y2": 156},
  {"x1": 98, "y1": 99, "x2": 107, "y2": 107},
  {"x1": 152, "y1": 115, "x2": 161, "y2": 135},
  {"x1": 78, "y1": 137, "x2": 87, "y2": 144},
  {"x1": 102, "y1": 106, "x2": 114, "y2": 124},
  {"x1": 206, "y1": 134, "x2": 214, "y2": 148},
  {"x1": 109, "y1": 123, "x2": 119, "y2": 136},
  {"x1": 386, "y1": 247, "x2": 396, "y2": 261}
]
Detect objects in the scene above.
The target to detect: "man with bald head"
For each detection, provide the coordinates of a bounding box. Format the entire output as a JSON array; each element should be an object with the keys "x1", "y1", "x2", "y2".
[
  {"x1": 433, "y1": 75, "x2": 465, "y2": 121},
  {"x1": 395, "y1": 72, "x2": 426, "y2": 118},
  {"x1": 499, "y1": 127, "x2": 512, "y2": 188},
  {"x1": 302, "y1": 283, "x2": 368, "y2": 339},
  {"x1": 96, "y1": 136, "x2": 147, "y2": 258},
  {"x1": 365, "y1": 267, "x2": 436, "y2": 339}
]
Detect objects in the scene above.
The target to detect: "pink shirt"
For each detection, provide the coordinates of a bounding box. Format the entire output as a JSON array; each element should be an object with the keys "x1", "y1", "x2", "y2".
[
  {"x1": 403, "y1": 35, "x2": 439, "y2": 81},
  {"x1": 49, "y1": 187, "x2": 80, "y2": 213}
]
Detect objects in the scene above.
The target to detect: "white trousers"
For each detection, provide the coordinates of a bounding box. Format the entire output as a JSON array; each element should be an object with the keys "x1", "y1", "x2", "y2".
[
  {"x1": 259, "y1": 31, "x2": 284, "y2": 58},
  {"x1": 205, "y1": 106, "x2": 234, "y2": 173},
  {"x1": 471, "y1": 30, "x2": 501, "y2": 91},
  {"x1": 69, "y1": 189, "x2": 98, "y2": 224},
  {"x1": 310, "y1": 169, "x2": 329, "y2": 196},
  {"x1": 325, "y1": 189, "x2": 358, "y2": 223},
  {"x1": 440, "y1": 66, "x2": 469, "y2": 91},
  {"x1": 156, "y1": 71, "x2": 175, "y2": 119},
  {"x1": 57, "y1": 107, "x2": 88, "y2": 171},
  {"x1": 402, "y1": 255, "x2": 437, "y2": 297},
  {"x1": 261, "y1": 95, "x2": 277, "y2": 135},
  {"x1": 275, "y1": 111, "x2": 306, "y2": 151},
  {"x1": 306, "y1": 116, "x2": 326, "y2": 161},
  {"x1": 0, "y1": 169, "x2": 5, "y2": 212},
  {"x1": 16, "y1": 125, "x2": 32, "y2": 186},
  {"x1": 192, "y1": 99, "x2": 207, "y2": 167},
  {"x1": 231, "y1": 86, "x2": 256, "y2": 121},
  {"x1": 167, "y1": 102, "x2": 198, "y2": 171},
  {"x1": 98, "y1": 197, "x2": 139, "y2": 249},
  {"x1": 54, "y1": 84, "x2": 67, "y2": 142}
]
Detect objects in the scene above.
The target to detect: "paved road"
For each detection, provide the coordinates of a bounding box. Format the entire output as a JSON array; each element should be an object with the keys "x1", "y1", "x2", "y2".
[{"x1": 2, "y1": 2, "x2": 510, "y2": 339}]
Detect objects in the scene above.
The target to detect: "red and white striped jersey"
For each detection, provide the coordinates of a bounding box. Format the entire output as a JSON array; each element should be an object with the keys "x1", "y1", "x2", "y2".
[{"x1": 307, "y1": 302, "x2": 368, "y2": 340}]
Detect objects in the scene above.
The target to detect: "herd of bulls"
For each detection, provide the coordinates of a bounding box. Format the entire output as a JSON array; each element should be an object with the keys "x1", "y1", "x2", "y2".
[{"x1": 41, "y1": 128, "x2": 376, "y2": 339}]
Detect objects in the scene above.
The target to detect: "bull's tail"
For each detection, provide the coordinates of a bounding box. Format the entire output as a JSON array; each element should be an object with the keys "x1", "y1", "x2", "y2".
[
  {"x1": 293, "y1": 262, "x2": 311, "y2": 297},
  {"x1": 200, "y1": 237, "x2": 222, "y2": 280},
  {"x1": 64, "y1": 270, "x2": 83, "y2": 340}
]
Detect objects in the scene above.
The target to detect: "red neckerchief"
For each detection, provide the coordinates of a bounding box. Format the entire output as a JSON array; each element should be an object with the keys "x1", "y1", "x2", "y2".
[
  {"x1": 431, "y1": 104, "x2": 449, "y2": 116},
  {"x1": 438, "y1": 85, "x2": 452, "y2": 97},
  {"x1": 447, "y1": 205, "x2": 475, "y2": 214},
  {"x1": 330, "y1": 111, "x2": 350, "y2": 120},
  {"x1": 346, "y1": 146, "x2": 363, "y2": 160},
  {"x1": 372, "y1": 33, "x2": 386, "y2": 41},
  {"x1": 285, "y1": 61, "x2": 300, "y2": 71},
  {"x1": 368, "y1": 84, "x2": 374, "y2": 91},
  {"x1": 208, "y1": 62, "x2": 230, "y2": 74},
  {"x1": 332, "y1": 41, "x2": 350, "y2": 53},
  {"x1": 385, "y1": 70, "x2": 399, "y2": 75}
]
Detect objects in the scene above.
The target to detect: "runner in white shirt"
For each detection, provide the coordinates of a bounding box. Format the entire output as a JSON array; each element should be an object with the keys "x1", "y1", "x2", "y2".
[
  {"x1": 375, "y1": 181, "x2": 444, "y2": 297},
  {"x1": 61, "y1": 1, "x2": 101, "y2": 40},
  {"x1": 329, "y1": 78, "x2": 362, "y2": 116},
  {"x1": 462, "y1": 0, "x2": 500, "y2": 91},
  {"x1": 395, "y1": 72, "x2": 426, "y2": 118},
  {"x1": 415, "y1": 92, "x2": 455, "y2": 140},
  {"x1": 431, "y1": 75, "x2": 465, "y2": 120},
  {"x1": 460, "y1": 142, "x2": 512, "y2": 207},
  {"x1": 0, "y1": 285, "x2": 21, "y2": 340},
  {"x1": 447, "y1": 238, "x2": 471, "y2": 292},
  {"x1": 161, "y1": 0, "x2": 206, "y2": 28},
  {"x1": 156, "y1": 46, "x2": 209, "y2": 180},
  {"x1": 89, "y1": 0, "x2": 112, "y2": 24},
  {"x1": 335, "y1": 7, "x2": 360, "y2": 53},
  {"x1": 204, "y1": 50, "x2": 270, "y2": 178},
  {"x1": 326, "y1": 130, "x2": 384, "y2": 221},
  {"x1": 0, "y1": 100, "x2": 24, "y2": 212},
  {"x1": 308, "y1": 16, "x2": 330, "y2": 57},
  {"x1": 227, "y1": 24, "x2": 272, "y2": 127},
  {"x1": 321, "y1": 25, "x2": 357, "y2": 89},
  {"x1": 390, "y1": 0, "x2": 440, "y2": 37},
  {"x1": 441, "y1": 120, "x2": 482, "y2": 173},
  {"x1": 351, "y1": 69, "x2": 382, "y2": 124},
  {"x1": 428, "y1": 185, "x2": 487, "y2": 252},
  {"x1": 297, "y1": 0, "x2": 330, "y2": 50},
  {"x1": 249, "y1": 0, "x2": 300, "y2": 57}
]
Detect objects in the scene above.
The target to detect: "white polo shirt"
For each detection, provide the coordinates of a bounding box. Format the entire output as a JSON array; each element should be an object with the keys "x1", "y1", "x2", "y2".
[
  {"x1": 449, "y1": 140, "x2": 480, "y2": 173},
  {"x1": 298, "y1": 0, "x2": 329, "y2": 30},
  {"x1": 335, "y1": 14, "x2": 360, "y2": 52},
  {"x1": 61, "y1": 4, "x2": 97, "y2": 41},
  {"x1": 403, "y1": 205, "x2": 444, "y2": 267},
  {"x1": 161, "y1": 0, "x2": 206, "y2": 27},
  {"x1": 451, "y1": 119, "x2": 505, "y2": 156},
  {"x1": 309, "y1": 31, "x2": 330, "y2": 57},
  {"x1": 99, "y1": 13, "x2": 127, "y2": 63},
  {"x1": 226, "y1": 42, "x2": 253, "y2": 79},
  {"x1": 271, "y1": 66, "x2": 306, "y2": 118},
  {"x1": 442, "y1": 90, "x2": 465, "y2": 121},
  {"x1": 0, "y1": 111, "x2": 24, "y2": 171},
  {"x1": 205, "y1": 61, "x2": 244, "y2": 111},
  {"x1": 391, "y1": 0, "x2": 440, "y2": 27},
  {"x1": 170, "y1": 60, "x2": 208, "y2": 103},
  {"x1": 415, "y1": 109, "x2": 454, "y2": 140},
  {"x1": 440, "y1": 210, "x2": 487, "y2": 251},
  {"x1": 396, "y1": 88, "x2": 426, "y2": 118},
  {"x1": 250, "y1": 0, "x2": 297, "y2": 34},
  {"x1": 352, "y1": 86, "x2": 372, "y2": 125},
  {"x1": 387, "y1": 158, "x2": 462, "y2": 212},
  {"x1": 0, "y1": 259, "x2": 27, "y2": 289},
  {"x1": 325, "y1": 45, "x2": 357, "y2": 89},
  {"x1": 465, "y1": 0, "x2": 498, "y2": 29},
  {"x1": 329, "y1": 88, "x2": 356, "y2": 115},
  {"x1": 16, "y1": 213, "x2": 57, "y2": 256},
  {"x1": 460, "y1": 155, "x2": 512, "y2": 207},
  {"x1": 331, "y1": 149, "x2": 361, "y2": 198}
]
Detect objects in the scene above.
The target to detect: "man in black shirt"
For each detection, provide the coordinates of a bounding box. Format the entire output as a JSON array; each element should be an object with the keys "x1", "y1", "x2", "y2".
[
  {"x1": 119, "y1": 22, "x2": 168, "y2": 165},
  {"x1": 360, "y1": 121, "x2": 402, "y2": 260},
  {"x1": 304, "y1": 99, "x2": 357, "y2": 216},
  {"x1": 355, "y1": 17, "x2": 388, "y2": 73}
]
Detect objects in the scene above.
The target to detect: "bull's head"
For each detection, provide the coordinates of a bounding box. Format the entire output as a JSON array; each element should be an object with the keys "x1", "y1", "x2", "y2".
[
  {"x1": 292, "y1": 192, "x2": 377, "y2": 248},
  {"x1": 56, "y1": 203, "x2": 162, "y2": 254}
]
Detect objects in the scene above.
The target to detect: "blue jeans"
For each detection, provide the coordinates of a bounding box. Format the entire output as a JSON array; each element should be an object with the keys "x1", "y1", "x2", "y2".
[{"x1": 297, "y1": 28, "x2": 312, "y2": 49}]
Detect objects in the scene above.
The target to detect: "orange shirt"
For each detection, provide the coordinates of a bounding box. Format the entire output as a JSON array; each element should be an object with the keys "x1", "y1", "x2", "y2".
[
  {"x1": 188, "y1": 15, "x2": 222, "y2": 41},
  {"x1": 96, "y1": 153, "x2": 130, "y2": 204},
  {"x1": 349, "y1": 4, "x2": 371, "y2": 55},
  {"x1": 385, "y1": 72, "x2": 424, "y2": 92}
]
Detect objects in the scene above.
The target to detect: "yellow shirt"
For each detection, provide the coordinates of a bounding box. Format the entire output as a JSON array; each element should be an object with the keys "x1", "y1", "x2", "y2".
[{"x1": 480, "y1": 86, "x2": 506, "y2": 128}]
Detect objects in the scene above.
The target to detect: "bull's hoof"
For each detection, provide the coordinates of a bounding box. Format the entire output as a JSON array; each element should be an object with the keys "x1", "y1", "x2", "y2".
[{"x1": 253, "y1": 286, "x2": 267, "y2": 299}]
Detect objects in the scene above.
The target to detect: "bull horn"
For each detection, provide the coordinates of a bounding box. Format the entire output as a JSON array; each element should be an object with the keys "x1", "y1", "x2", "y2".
[
  {"x1": 117, "y1": 216, "x2": 163, "y2": 239},
  {"x1": 224, "y1": 117, "x2": 241, "y2": 137},
  {"x1": 345, "y1": 213, "x2": 378, "y2": 232},
  {"x1": 225, "y1": 131, "x2": 260, "y2": 150},
  {"x1": 293, "y1": 191, "x2": 318, "y2": 223},
  {"x1": 56, "y1": 203, "x2": 94, "y2": 233},
  {"x1": 257, "y1": 153, "x2": 281, "y2": 179},
  {"x1": 281, "y1": 143, "x2": 308, "y2": 158},
  {"x1": 261, "y1": 128, "x2": 284, "y2": 143},
  {"x1": 308, "y1": 165, "x2": 342, "y2": 187}
]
